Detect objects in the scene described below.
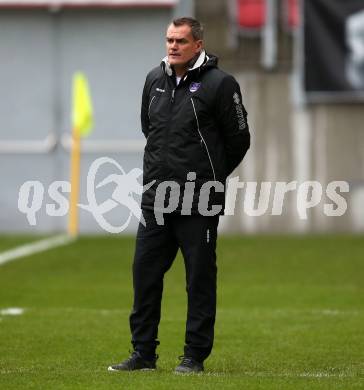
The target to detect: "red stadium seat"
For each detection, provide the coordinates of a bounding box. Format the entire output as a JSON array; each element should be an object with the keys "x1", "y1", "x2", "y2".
[
  {"x1": 284, "y1": 0, "x2": 299, "y2": 30},
  {"x1": 227, "y1": 0, "x2": 266, "y2": 48},
  {"x1": 237, "y1": 0, "x2": 266, "y2": 29}
]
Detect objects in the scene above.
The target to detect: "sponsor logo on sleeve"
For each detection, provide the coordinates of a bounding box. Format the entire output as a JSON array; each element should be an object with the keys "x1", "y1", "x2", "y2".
[{"x1": 233, "y1": 92, "x2": 246, "y2": 130}]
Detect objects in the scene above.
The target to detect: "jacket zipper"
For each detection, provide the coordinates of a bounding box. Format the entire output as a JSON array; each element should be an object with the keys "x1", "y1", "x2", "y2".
[
  {"x1": 148, "y1": 95, "x2": 156, "y2": 119},
  {"x1": 190, "y1": 97, "x2": 216, "y2": 182}
]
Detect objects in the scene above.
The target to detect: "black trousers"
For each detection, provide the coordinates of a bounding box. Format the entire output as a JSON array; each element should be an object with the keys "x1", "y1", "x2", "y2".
[{"x1": 129, "y1": 210, "x2": 219, "y2": 362}]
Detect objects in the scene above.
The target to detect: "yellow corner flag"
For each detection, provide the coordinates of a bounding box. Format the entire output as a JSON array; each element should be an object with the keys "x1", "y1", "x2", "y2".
[
  {"x1": 72, "y1": 72, "x2": 93, "y2": 137},
  {"x1": 68, "y1": 72, "x2": 93, "y2": 237}
]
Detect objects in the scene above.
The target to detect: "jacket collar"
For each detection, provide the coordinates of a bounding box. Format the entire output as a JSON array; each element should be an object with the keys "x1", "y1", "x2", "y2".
[{"x1": 161, "y1": 50, "x2": 209, "y2": 76}]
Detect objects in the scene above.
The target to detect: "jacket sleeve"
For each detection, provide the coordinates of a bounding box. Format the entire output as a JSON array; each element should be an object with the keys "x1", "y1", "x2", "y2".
[
  {"x1": 215, "y1": 75, "x2": 250, "y2": 176},
  {"x1": 140, "y1": 74, "x2": 151, "y2": 138}
]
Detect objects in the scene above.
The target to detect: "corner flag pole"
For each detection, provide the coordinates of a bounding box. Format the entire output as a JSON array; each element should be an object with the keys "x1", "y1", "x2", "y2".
[
  {"x1": 68, "y1": 72, "x2": 93, "y2": 237},
  {"x1": 68, "y1": 126, "x2": 81, "y2": 237}
]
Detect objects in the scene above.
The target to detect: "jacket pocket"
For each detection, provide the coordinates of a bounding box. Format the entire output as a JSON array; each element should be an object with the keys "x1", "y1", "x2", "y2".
[
  {"x1": 190, "y1": 97, "x2": 217, "y2": 181},
  {"x1": 148, "y1": 95, "x2": 156, "y2": 120}
]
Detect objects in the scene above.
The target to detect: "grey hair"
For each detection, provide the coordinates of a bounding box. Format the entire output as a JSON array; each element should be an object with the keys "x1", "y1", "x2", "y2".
[{"x1": 171, "y1": 17, "x2": 204, "y2": 41}]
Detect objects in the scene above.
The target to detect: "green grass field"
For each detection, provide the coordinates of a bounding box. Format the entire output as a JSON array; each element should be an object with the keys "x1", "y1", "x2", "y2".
[{"x1": 0, "y1": 235, "x2": 363, "y2": 389}]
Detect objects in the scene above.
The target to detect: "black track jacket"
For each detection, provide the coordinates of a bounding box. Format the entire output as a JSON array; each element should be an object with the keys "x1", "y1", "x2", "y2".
[{"x1": 140, "y1": 51, "x2": 250, "y2": 215}]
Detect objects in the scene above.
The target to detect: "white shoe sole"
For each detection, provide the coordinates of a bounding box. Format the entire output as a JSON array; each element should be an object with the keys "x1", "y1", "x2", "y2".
[
  {"x1": 174, "y1": 370, "x2": 203, "y2": 375},
  {"x1": 108, "y1": 366, "x2": 156, "y2": 372}
]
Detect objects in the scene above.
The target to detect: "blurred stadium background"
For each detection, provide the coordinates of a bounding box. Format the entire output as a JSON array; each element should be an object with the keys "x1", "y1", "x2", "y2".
[
  {"x1": 0, "y1": 1, "x2": 363, "y2": 388},
  {"x1": 1, "y1": 0, "x2": 363, "y2": 235}
]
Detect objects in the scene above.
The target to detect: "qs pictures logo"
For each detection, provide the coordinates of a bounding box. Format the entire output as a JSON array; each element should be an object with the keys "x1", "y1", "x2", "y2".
[{"x1": 18, "y1": 157, "x2": 154, "y2": 233}]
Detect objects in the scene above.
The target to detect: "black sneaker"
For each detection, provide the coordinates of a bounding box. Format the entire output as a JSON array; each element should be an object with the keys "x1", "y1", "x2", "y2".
[
  {"x1": 108, "y1": 351, "x2": 157, "y2": 371},
  {"x1": 174, "y1": 356, "x2": 204, "y2": 374}
]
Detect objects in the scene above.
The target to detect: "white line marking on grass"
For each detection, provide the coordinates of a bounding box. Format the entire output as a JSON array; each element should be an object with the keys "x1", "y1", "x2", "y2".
[
  {"x1": 0, "y1": 307, "x2": 25, "y2": 316},
  {"x1": 0, "y1": 234, "x2": 75, "y2": 266},
  {"x1": 217, "y1": 308, "x2": 362, "y2": 317},
  {"x1": 204, "y1": 371, "x2": 354, "y2": 378},
  {"x1": 47, "y1": 307, "x2": 131, "y2": 315},
  {"x1": 296, "y1": 372, "x2": 346, "y2": 378},
  {"x1": 315, "y1": 309, "x2": 341, "y2": 316}
]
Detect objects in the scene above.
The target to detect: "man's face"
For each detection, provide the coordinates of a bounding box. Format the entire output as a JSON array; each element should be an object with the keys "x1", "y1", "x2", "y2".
[{"x1": 166, "y1": 24, "x2": 202, "y2": 68}]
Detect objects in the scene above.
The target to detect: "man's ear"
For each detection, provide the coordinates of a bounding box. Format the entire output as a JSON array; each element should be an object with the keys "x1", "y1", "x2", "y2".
[{"x1": 195, "y1": 40, "x2": 203, "y2": 53}]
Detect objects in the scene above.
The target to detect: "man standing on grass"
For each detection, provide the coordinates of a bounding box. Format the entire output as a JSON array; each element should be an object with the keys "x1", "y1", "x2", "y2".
[{"x1": 108, "y1": 17, "x2": 250, "y2": 374}]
